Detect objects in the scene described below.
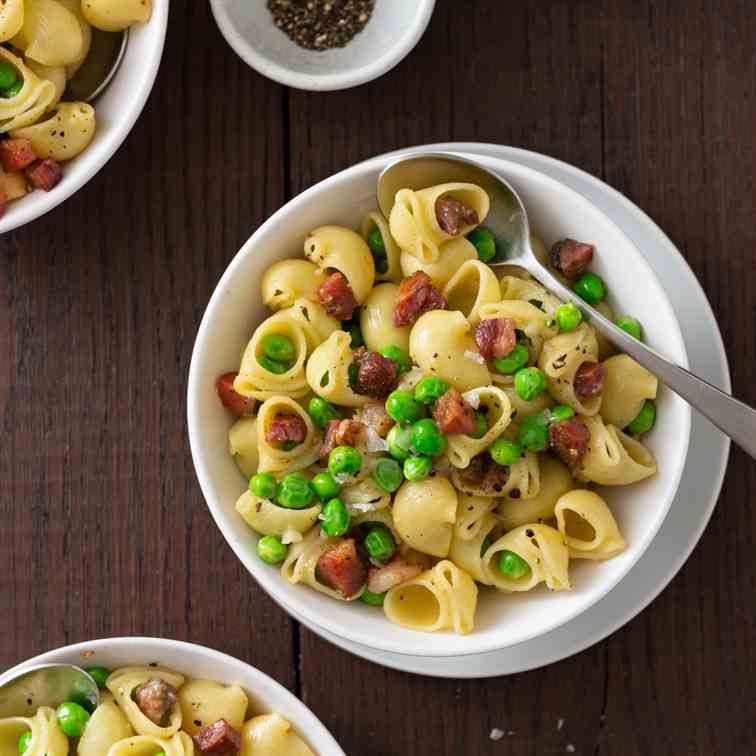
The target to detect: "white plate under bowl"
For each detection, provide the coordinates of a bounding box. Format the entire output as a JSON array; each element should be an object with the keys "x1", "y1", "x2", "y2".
[
  {"x1": 0, "y1": 1, "x2": 169, "y2": 234},
  {"x1": 0, "y1": 637, "x2": 345, "y2": 755},
  {"x1": 292, "y1": 143, "x2": 731, "y2": 677},
  {"x1": 188, "y1": 151, "x2": 690, "y2": 657}
]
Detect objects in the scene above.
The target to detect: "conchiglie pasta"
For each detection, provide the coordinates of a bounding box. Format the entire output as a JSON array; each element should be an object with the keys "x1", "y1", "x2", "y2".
[
  {"x1": 305, "y1": 330, "x2": 370, "y2": 407},
  {"x1": 78, "y1": 692, "x2": 133, "y2": 756},
  {"x1": 399, "y1": 236, "x2": 477, "y2": 288},
  {"x1": 10, "y1": 102, "x2": 95, "y2": 161},
  {"x1": 600, "y1": 354, "x2": 658, "y2": 430},
  {"x1": 359, "y1": 283, "x2": 411, "y2": 353},
  {"x1": 384, "y1": 559, "x2": 478, "y2": 634},
  {"x1": 389, "y1": 182, "x2": 489, "y2": 263},
  {"x1": 503, "y1": 384, "x2": 554, "y2": 427},
  {"x1": 538, "y1": 323, "x2": 602, "y2": 415},
  {"x1": 255, "y1": 396, "x2": 320, "y2": 475},
  {"x1": 82, "y1": 0, "x2": 152, "y2": 32},
  {"x1": 0, "y1": 707, "x2": 68, "y2": 756},
  {"x1": 106, "y1": 667, "x2": 184, "y2": 738},
  {"x1": 441, "y1": 259, "x2": 501, "y2": 324},
  {"x1": 0, "y1": 48, "x2": 56, "y2": 132},
  {"x1": 177, "y1": 678, "x2": 248, "y2": 735},
  {"x1": 361, "y1": 209, "x2": 402, "y2": 283},
  {"x1": 236, "y1": 490, "x2": 321, "y2": 544},
  {"x1": 448, "y1": 511, "x2": 498, "y2": 584},
  {"x1": 304, "y1": 225, "x2": 375, "y2": 304},
  {"x1": 341, "y1": 477, "x2": 392, "y2": 516},
  {"x1": 261, "y1": 259, "x2": 326, "y2": 310},
  {"x1": 450, "y1": 450, "x2": 539, "y2": 499},
  {"x1": 453, "y1": 493, "x2": 498, "y2": 542},
  {"x1": 228, "y1": 417, "x2": 258, "y2": 478},
  {"x1": 392, "y1": 476, "x2": 458, "y2": 557},
  {"x1": 0, "y1": 0, "x2": 24, "y2": 42},
  {"x1": 106, "y1": 733, "x2": 193, "y2": 756},
  {"x1": 409, "y1": 310, "x2": 490, "y2": 392},
  {"x1": 240, "y1": 713, "x2": 314, "y2": 756},
  {"x1": 497, "y1": 456, "x2": 574, "y2": 530},
  {"x1": 24, "y1": 60, "x2": 66, "y2": 108},
  {"x1": 57, "y1": 0, "x2": 92, "y2": 79},
  {"x1": 574, "y1": 415, "x2": 657, "y2": 485},
  {"x1": 499, "y1": 275, "x2": 562, "y2": 317},
  {"x1": 555, "y1": 489, "x2": 626, "y2": 560},
  {"x1": 479, "y1": 299, "x2": 558, "y2": 356},
  {"x1": 11, "y1": 0, "x2": 85, "y2": 66}
]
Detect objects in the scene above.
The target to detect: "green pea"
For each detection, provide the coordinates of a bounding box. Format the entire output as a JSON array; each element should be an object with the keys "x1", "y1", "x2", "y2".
[
  {"x1": 372, "y1": 457, "x2": 404, "y2": 492},
  {"x1": 490, "y1": 438, "x2": 521, "y2": 466},
  {"x1": 469, "y1": 411, "x2": 488, "y2": 439},
  {"x1": 414, "y1": 375, "x2": 450, "y2": 404},
  {"x1": 514, "y1": 366, "x2": 547, "y2": 401},
  {"x1": 364, "y1": 525, "x2": 396, "y2": 561},
  {"x1": 385, "y1": 390, "x2": 424, "y2": 424},
  {"x1": 550, "y1": 404, "x2": 575, "y2": 423},
  {"x1": 492, "y1": 343, "x2": 529, "y2": 374},
  {"x1": 615, "y1": 315, "x2": 643, "y2": 341},
  {"x1": 250, "y1": 472, "x2": 278, "y2": 499},
  {"x1": 380, "y1": 345, "x2": 411, "y2": 374},
  {"x1": 0, "y1": 62, "x2": 16, "y2": 91},
  {"x1": 261, "y1": 333, "x2": 294, "y2": 363},
  {"x1": 307, "y1": 396, "x2": 340, "y2": 429},
  {"x1": 311, "y1": 471, "x2": 341, "y2": 500},
  {"x1": 480, "y1": 534, "x2": 493, "y2": 558},
  {"x1": 328, "y1": 445, "x2": 362, "y2": 476},
  {"x1": 343, "y1": 318, "x2": 364, "y2": 348},
  {"x1": 18, "y1": 731, "x2": 32, "y2": 754},
  {"x1": 403, "y1": 455, "x2": 432, "y2": 481},
  {"x1": 367, "y1": 228, "x2": 389, "y2": 274},
  {"x1": 320, "y1": 498, "x2": 350, "y2": 537},
  {"x1": 518, "y1": 411, "x2": 550, "y2": 452},
  {"x1": 348, "y1": 362, "x2": 359, "y2": 387},
  {"x1": 466, "y1": 226, "x2": 497, "y2": 262},
  {"x1": 257, "y1": 355, "x2": 289, "y2": 374},
  {"x1": 257, "y1": 535, "x2": 288, "y2": 564},
  {"x1": 411, "y1": 418, "x2": 447, "y2": 457},
  {"x1": 361, "y1": 589, "x2": 386, "y2": 606},
  {"x1": 626, "y1": 400, "x2": 656, "y2": 434},
  {"x1": 155, "y1": 753, "x2": 167, "y2": 756},
  {"x1": 85, "y1": 666, "x2": 111, "y2": 690},
  {"x1": 1, "y1": 78, "x2": 22, "y2": 99},
  {"x1": 276, "y1": 473, "x2": 314, "y2": 509},
  {"x1": 573, "y1": 272, "x2": 606, "y2": 304},
  {"x1": 554, "y1": 302, "x2": 583, "y2": 332},
  {"x1": 56, "y1": 701, "x2": 90, "y2": 737},
  {"x1": 386, "y1": 424, "x2": 413, "y2": 460},
  {"x1": 498, "y1": 549, "x2": 531, "y2": 580}
]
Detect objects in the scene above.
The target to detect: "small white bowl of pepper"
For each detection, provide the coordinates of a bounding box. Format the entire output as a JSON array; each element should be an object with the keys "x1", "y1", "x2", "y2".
[{"x1": 210, "y1": 0, "x2": 436, "y2": 92}]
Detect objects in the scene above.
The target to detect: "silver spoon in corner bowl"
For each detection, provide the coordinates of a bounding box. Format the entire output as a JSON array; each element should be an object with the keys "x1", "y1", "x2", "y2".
[
  {"x1": 0, "y1": 664, "x2": 99, "y2": 718},
  {"x1": 65, "y1": 27, "x2": 129, "y2": 103},
  {"x1": 378, "y1": 151, "x2": 756, "y2": 460}
]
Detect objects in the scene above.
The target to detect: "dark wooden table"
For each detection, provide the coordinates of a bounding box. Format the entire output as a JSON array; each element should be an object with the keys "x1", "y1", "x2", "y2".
[{"x1": 2, "y1": 1, "x2": 754, "y2": 754}]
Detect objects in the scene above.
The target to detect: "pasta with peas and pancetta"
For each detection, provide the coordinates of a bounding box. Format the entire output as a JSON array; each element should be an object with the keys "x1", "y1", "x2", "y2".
[
  {"x1": 0, "y1": 0, "x2": 152, "y2": 216},
  {"x1": 216, "y1": 180, "x2": 660, "y2": 635},
  {"x1": 0, "y1": 664, "x2": 315, "y2": 756}
]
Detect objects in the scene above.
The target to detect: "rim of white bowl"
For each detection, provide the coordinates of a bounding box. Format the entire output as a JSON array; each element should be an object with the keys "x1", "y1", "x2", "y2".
[
  {"x1": 209, "y1": 0, "x2": 436, "y2": 91},
  {"x1": 0, "y1": 637, "x2": 346, "y2": 756},
  {"x1": 187, "y1": 153, "x2": 691, "y2": 657},
  {"x1": 0, "y1": 0, "x2": 170, "y2": 235}
]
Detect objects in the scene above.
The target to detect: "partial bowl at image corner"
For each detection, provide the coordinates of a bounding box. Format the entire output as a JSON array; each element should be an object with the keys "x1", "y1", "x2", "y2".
[
  {"x1": 209, "y1": 0, "x2": 436, "y2": 91},
  {"x1": 0, "y1": 0, "x2": 170, "y2": 235},
  {"x1": 187, "y1": 151, "x2": 691, "y2": 659},
  {"x1": 0, "y1": 637, "x2": 346, "y2": 756}
]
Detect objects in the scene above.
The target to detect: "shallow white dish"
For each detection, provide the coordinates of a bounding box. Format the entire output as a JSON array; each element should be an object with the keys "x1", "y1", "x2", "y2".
[
  {"x1": 188, "y1": 149, "x2": 691, "y2": 657},
  {"x1": 210, "y1": 0, "x2": 435, "y2": 91},
  {"x1": 295, "y1": 142, "x2": 730, "y2": 676},
  {"x1": 0, "y1": 637, "x2": 345, "y2": 755},
  {"x1": 0, "y1": 0, "x2": 169, "y2": 234}
]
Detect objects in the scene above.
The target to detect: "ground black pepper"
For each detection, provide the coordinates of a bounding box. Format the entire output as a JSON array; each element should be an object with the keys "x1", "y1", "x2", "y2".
[{"x1": 268, "y1": 0, "x2": 375, "y2": 51}]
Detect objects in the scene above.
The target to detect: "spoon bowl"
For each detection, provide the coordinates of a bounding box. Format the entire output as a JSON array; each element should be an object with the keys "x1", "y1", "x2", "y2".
[
  {"x1": 65, "y1": 28, "x2": 129, "y2": 103},
  {"x1": 0, "y1": 663, "x2": 99, "y2": 718},
  {"x1": 378, "y1": 151, "x2": 756, "y2": 459}
]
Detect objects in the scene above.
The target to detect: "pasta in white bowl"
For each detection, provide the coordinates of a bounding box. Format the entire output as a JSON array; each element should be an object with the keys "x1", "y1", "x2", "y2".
[
  {"x1": 0, "y1": 638, "x2": 345, "y2": 756},
  {"x1": 188, "y1": 152, "x2": 690, "y2": 657}
]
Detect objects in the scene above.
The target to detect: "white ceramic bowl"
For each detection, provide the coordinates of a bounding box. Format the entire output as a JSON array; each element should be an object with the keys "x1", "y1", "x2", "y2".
[
  {"x1": 0, "y1": 637, "x2": 345, "y2": 756},
  {"x1": 0, "y1": 1, "x2": 169, "y2": 234},
  {"x1": 210, "y1": 0, "x2": 435, "y2": 91},
  {"x1": 188, "y1": 152, "x2": 691, "y2": 658}
]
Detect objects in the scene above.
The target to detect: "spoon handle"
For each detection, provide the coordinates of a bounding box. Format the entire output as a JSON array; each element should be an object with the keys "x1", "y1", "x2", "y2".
[{"x1": 530, "y1": 265, "x2": 756, "y2": 459}]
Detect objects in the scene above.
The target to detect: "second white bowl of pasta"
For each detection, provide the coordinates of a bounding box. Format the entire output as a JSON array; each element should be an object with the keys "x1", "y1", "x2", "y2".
[{"x1": 188, "y1": 151, "x2": 691, "y2": 658}]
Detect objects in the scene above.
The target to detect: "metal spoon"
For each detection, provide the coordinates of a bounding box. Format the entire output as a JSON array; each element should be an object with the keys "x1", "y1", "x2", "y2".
[
  {"x1": 378, "y1": 151, "x2": 756, "y2": 460},
  {"x1": 65, "y1": 28, "x2": 129, "y2": 102},
  {"x1": 0, "y1": 664, "x2": 99, "y2": 718}
]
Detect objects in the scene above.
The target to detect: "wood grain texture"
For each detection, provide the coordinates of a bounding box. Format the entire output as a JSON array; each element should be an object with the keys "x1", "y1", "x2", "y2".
[{"x1": 1, "y1": 0, "x2": 754, "y2": 755}]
